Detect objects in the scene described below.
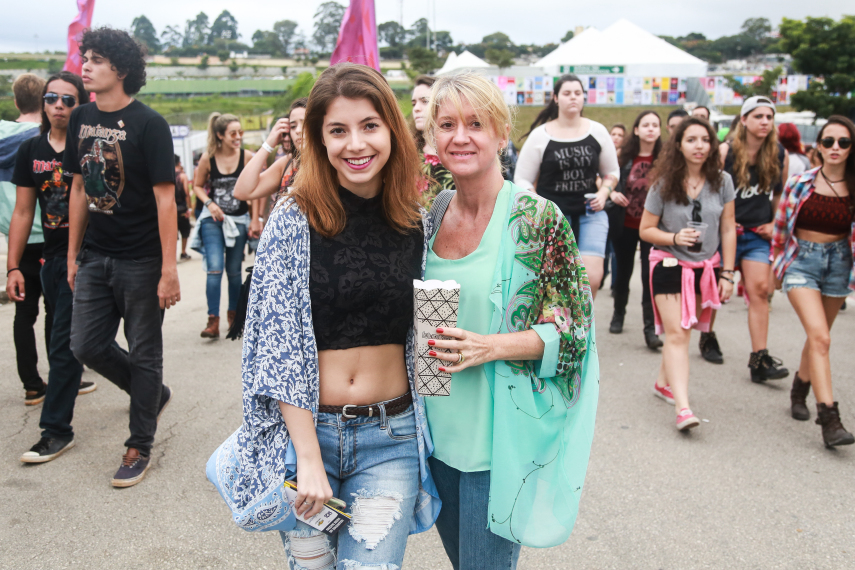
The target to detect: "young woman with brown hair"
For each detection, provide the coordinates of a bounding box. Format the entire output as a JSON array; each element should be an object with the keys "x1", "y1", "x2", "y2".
[
  {"x1": 207, "y1": 63, "x2": 439, "y2": 569},
  {"x1": 411, "y1": 74, "x2": 454, "y2": 207},
  {"x1": 640, "y1": 117, "x2": 737, "y2": 430},
  {"x1": 700, "y1": 97, "x2": 790, "y2": 383},
  {"x1": 772, "y1": 116, "x2": 855, "y2": 447}
]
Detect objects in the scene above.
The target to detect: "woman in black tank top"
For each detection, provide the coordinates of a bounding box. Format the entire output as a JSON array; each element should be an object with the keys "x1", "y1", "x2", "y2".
[{"x1": 193, "y1": 113, "x2": 254, "y2": 339}]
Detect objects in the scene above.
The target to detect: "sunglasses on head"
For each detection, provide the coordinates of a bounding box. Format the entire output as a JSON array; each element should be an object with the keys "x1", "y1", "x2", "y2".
[
  {"x1": 43, "y1": 93, "x2": 77, "y2": 107},
  {"x1": 820, "y1": 137, "x2": 852, "y2": 150}
]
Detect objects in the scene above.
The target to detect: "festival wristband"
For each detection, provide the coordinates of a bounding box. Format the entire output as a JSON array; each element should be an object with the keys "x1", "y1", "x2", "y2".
[
  {"x1": 204, "y1": 199, "x2": 213, "y2": 207},
  {"x1": 721, "y1": 269, "x2": 735, "y2": 274},
  {"x1": 261, "y1": 142, "x2": 274, "y2": 153},
  {"x1": 672, "y1": 233, "x2": 678, "y2": 245},
  {"x1": 7, "y1": 267, "x2": 21, "y2": 277},
  {"x1": 721, "y1": 276, "x2": 735, "y2": 284}
]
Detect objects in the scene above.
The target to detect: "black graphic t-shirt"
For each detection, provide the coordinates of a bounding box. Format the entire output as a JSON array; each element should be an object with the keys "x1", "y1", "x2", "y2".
[
  {"x1": 63, "y1": 100, "x2": 175, "y2": 259},
  {"x1": 11, "y1": 132, "x2": 72, "y2": 260},
  {"x1": 209, "y1": 151, "x2": 248, "y2": 216},
  {"x1": 514, "y1": 122, "x2": 620, "y2": 217},
  {"x1": 623, "y1": 155, "x2": 654, "y2": 229},
  {"x1": 309, "y1": 186, "x2": 423, "y2": 351},
  {"x1": 725, "y1": 142, "x2": 786, "y2": 228}
]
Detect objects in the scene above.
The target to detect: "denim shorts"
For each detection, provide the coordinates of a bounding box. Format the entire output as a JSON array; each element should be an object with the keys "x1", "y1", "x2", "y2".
[
  {"x1": 735, "y1": 230, "x2": 771, "y2": 265},
  {"x1": 279, "y1": 401, "x2": 420, "y2": 570},
  {"x1": 783, "y1": 238, "x2": 853, "y2": 298},
  {"x1": 574, "y1": 209, "x2": 609, "y2": 258}
]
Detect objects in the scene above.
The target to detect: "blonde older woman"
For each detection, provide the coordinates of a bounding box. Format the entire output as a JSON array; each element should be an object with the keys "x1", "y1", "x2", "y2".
[{"x1": 422, "y1": 72, "x2": 598, "y2": 569}]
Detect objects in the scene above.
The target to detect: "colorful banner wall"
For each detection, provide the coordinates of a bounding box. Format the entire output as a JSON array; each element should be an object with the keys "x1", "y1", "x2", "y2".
[{"x1": 63, "y1": 0, "x2": 95, "y2": 75}]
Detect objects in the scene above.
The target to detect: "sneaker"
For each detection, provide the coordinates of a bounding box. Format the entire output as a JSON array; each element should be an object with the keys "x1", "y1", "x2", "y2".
[
  {"x1": 699, "y1": 332, "x2": 724, "y2": 364},
  {"x1": 653, "y1": 383, "x2": 675, "y2": 404},
  {"x1": 158, "y1": 385, "x2": 172, "y2": 422},
  {"x1": 79, "y1": 380, "x2": 97, "y2": 395},
  {"x1": 111, "y1": 448, "x2": 151, "y2": 488},
  {"x1": 749, "y1": 349, "x2": 789, "y2": 383},
  {"x1": 676, "y1": 408, "x2": 700, "y2": 431},
  {"x1": 20, "y1": 437, "x2": 75, "y2": 463},
  {"x1": 25, "y1": 382, "x2": 47, "y2": 406},
  {"x1": 180, "y1": 253, "x2": 191, "y2": 261}
]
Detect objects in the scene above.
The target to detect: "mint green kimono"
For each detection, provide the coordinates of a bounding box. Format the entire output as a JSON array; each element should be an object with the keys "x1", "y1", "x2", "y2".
[{"x1": 437, "y1": 183, "x2": 599, "y2": 548}]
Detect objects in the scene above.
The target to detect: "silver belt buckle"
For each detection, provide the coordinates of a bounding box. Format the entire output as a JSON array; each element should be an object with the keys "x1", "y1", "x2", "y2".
[{"x1": 341, "y1": 404, "x2": 357, "y2": 419}]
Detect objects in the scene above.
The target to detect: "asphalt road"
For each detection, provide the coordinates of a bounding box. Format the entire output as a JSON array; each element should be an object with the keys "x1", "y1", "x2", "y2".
[{"x1": 1, "y1": 248, "x2": 853, "y2": 569}]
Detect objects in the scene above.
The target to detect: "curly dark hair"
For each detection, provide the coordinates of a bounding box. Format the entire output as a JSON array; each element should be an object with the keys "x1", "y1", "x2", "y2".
[
  {"x1": 648, "y1": 117, "x2": 722, "y2": 205},
  {"x1": 80, "y1": 27, "x2": 147, "y2": 95}
]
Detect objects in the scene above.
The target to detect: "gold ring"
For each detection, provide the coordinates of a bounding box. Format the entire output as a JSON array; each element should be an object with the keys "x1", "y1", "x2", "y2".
[{"x1": 457, "y1": 352, "x2": 465, "y2": 364}]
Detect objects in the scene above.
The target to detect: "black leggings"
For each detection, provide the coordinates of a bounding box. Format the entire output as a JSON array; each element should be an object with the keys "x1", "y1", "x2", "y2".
[
  {"x1": 612, "y1": 226, "x2": 652, "y2": 317},
  {"x1": 14, "y1": 243, "x2": 52, "y2": 391}
]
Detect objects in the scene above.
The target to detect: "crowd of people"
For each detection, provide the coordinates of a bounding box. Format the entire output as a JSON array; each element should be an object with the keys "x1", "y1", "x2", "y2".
[{"x1": 1, "y1": 25, "x2": 853, "y2": 570}]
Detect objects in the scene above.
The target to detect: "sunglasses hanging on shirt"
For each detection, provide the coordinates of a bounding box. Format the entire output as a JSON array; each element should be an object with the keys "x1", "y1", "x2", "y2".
[
  {"x1": 819, "y1": 137, "x2": 852, "y2": 150},
  {"x1": 43, "y1": 93, "x2": 77, "y2": 107}
]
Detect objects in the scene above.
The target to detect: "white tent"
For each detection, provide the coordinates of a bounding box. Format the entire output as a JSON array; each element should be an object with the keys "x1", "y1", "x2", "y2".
[
  {"x1": 436, "y1": 50, "x2": 492, "y2": 75},
  {"x1": 536, "y1": 19, "x2": 708, "y2": 77}
]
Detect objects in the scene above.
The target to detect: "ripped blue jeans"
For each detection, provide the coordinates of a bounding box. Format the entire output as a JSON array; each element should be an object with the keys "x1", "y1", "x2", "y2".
[{"x1": 280, "y1": 402, "x2": 420, "y2": 570}]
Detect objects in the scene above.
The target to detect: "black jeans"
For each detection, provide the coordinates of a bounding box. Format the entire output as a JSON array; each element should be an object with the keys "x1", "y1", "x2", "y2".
[
  {"x1": 612, "y1": 226, "x2": 654, "y2": 331},
  {"x1": 14, "y1": 243, "x2": 52, "y2": 392},
  {"x1": 39, "y1": 257, "x2": 84, "y2": 440},
  {"x1": 70, "y1": 249, "x2": 164, "y2": 455}
]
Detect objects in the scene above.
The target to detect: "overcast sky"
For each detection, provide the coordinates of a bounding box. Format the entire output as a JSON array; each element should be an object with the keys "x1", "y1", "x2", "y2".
[{"x1": 2, "y1": 1, "x2": 851, "y2": 53}]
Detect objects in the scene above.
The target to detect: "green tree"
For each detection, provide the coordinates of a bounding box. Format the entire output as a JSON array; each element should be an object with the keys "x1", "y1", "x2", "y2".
[
  {"x1": 184, "y1": 12, "x2": 210, "y2": 47},
  {"x1": 252, "y1": 30, "x2": 285, "y2": 56},
  {"x1": 741, "y1": 17, "x2": 772, "y2": 42},
  {"x1": 406, "y1": 46, "x2": 441, "y2": 75},
  {"x1": 273, "y1": 20, "x2": 299, "y2": 55},
  {"x1": 378, "y1": 21, "x2": 407, "y2": 47},
  {"x1": 229, "y1": 59, "x2": 240, "y2": 74},
  {"x1": 198, "y1": 55, "x2": 209, "y2": 70},
  {"x1": 433, "y1": 31, "x2": 454, "y2": 53},
  {"x1": 482, "y1": 32, "x2": 514, "y2": 50},
  {"x1": 561, "y1": 30, "x2": 574, "y2": 42},
  {"x1": 313, "y1": 2, "x2": 346, "y2": 54},
  {"x1": 778, "y1": 16, "x2": 855, "y2": 118},
  {"x1": 485, "y1": 48, "x2": 515, "y2": 68},
  {"x1": 161, "y1": 25, "x2": 184, "y2": 51},
  {"x1": 209, "y1": 10, "x2": 240, "y2": 43},
  {"x1": 726, "y1": 66, "x2": 783, "y2": 98},
  {"x1": 276, "y1": 71, "x2": 316, "y2": 112},
  {"x1": 132, "y1": 15, "x2": 160, "y2": 54},
  {"x1": 218, "y1": 50, "x2": 230, "y2": 62}
]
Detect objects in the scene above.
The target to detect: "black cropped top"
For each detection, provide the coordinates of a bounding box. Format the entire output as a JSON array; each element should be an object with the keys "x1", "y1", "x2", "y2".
[{"x1": 309, "y1": 187, "x2": 423, "y2": 350}]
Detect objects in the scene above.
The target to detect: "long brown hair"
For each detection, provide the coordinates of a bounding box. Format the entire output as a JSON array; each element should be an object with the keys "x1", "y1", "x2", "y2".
[
  {"x1": 289, "y1": 63, "x2": 421, "y2": 237},
  {"x1": 648, "y1": 117, "x2": 722, "y2": 205},
  {"x1": 523, "y1": 74, "x2": 585, "y2": 139},
  {"x1": 816, "y1": 115, "x2": 855, "y2": 213},
  {"x1": 618, "y1": 110, "x2": 661, "y2": 167},
  {"x1": 411, "y1": 75, "x2": 436, "y2": 151},
  {"x1": 730, "y1": 111, "x2": 780, "y2": 190}
]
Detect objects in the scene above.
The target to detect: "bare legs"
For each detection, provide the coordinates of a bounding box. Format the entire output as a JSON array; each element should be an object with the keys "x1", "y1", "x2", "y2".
[
  {"x1": 583, "y1": 255, "x2": 604, "y2": 301},
  {"x1": 654, "y1": 293, "x2": 703, "y2": 412}
]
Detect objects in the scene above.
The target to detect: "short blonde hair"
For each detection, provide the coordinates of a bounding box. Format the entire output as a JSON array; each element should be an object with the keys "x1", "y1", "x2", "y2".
[{"x1": 424, "y1": 71, "x2": 514, "y2": 153}]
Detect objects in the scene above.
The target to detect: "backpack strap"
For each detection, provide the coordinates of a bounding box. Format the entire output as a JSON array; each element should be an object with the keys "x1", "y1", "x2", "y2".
[{"x1": 428, "y1": 189, "x2": 456, "y2": 238}]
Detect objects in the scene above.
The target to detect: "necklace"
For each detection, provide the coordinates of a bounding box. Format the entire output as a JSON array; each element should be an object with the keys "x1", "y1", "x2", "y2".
[
  {"x1": 686, "y1": 176, "x2": 704, "y2": 197},
  {"x1": 820, "y1": 168, "x2": 845, "y2": 198}
]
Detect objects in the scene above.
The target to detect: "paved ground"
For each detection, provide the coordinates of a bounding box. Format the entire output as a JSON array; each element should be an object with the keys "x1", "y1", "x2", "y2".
[{"x1": 0, "y1": 245, "x2": 853, "y2": 569}]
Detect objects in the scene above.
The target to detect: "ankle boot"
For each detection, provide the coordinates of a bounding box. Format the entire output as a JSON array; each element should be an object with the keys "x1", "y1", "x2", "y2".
[
  {"x1": 200, "y1": 315, "x2": 220, "y2": 339},
  {"x1": 642, "y1": 300, "x2": 663, "y2": 349},
  {"x1": 748, "y1": 349, "x2": 789, "y2": 383},
  {"x1": 227, "y1": 310, "x2": 236, "y2": 330},
  {"x1": 609, "y1": 311, "x2": 624, "y2": 334},
  {"x1": 815, "y1": 402, "x2": 855, "y2": 447},
  {"x1": 790, "y1": 373, "x2": 811, "y2": 421}
]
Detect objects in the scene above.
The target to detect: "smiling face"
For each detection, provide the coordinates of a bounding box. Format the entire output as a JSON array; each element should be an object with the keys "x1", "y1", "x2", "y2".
[
  {"x1": 219, "y1": 121, "x2": 243, "y2": 150},
  {"x1": 818, "y1": 123, "x2": 851, "y2": 168},
  {"x1": 742, "y1": 106, "x2": 774, "y2": 140},
  {"x1": 44, "y1": 79, "x2": 80, "y2": 130},
  {"x1": 323, "y1": 97, "x2": 391, "y2": 196},
  {"x1": 635, "y1": 114, "x2": 661, "y2": 146},
  {"x1": 80, "y1": 50, "x2": 123, "y2": 95},
  {"x1": 434, "y1": 95, "x2": 507, "y2": 182},
  {"x1": 680, "y1": 124, "x2": 712, "y2": 168},
  {"x1": 411, "y1": 83, "x2": 431, "y2": 132},
  {"x1": 555, "y1": 80, "x2": 585, "y2": 117},
  {"x1": 289, "y1": 107, "x2": 306, "y2": 150}
]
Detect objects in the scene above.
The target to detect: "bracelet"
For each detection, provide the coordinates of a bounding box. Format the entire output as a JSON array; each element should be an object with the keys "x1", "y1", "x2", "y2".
[
  {"x1": 204, "y1": 199, "x2": 213, "y2": 207},
  {"x1": 672, "y1": 232, "x2": 678, "y2": 245},
  {"x1": 261, "y1": 142, "x2": 274, "y2": 153},
  {"x1": 720, "y1": 269, "x2": 735, "y2": 274},
  {"x1": 721, "y1": 276, "x2": 735, "y2": 284},
  {"x1": 6, "y1": 267, "x2": 21, "y2": 277}
]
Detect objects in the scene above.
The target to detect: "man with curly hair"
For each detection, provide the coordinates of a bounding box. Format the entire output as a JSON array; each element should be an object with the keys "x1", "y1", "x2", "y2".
[{"x1": 63, "y1": 27, "x2": 179, "y2": 488}]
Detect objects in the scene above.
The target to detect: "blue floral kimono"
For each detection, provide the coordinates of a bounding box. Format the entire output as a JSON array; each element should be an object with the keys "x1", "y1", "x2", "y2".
[{"x1": 206, "y1": 198, "x2": 440, "y2": 533}]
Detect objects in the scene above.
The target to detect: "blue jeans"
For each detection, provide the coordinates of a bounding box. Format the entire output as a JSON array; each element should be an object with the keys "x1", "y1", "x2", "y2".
[
  {"x1": 38, "y1": 258, "x2": 84, "y2": 440},
  {"x1": 70, "y1": 249, "x2": 164, "y2": 455},
  {"x1": 735, "y1": 230, "x2": 771, "y2": 264},
  {"x1": 569, "y1": 210, "x2": 609, "y2": 258},
  {"x1": 429, "y1": 457, "x2": 522, "y2": 570},
  {"x1": 279, "y1": 402, "x2": 420, "y2": 570},
  {"x1": 199, "y1": 217, "x2": 248, "y2": 316},
  {"x1": 783, "y1": 238, "x2": 852, "y2": 298}
]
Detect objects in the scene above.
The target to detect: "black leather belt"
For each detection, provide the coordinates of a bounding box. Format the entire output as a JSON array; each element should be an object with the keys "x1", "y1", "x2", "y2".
[{"x1": 318, "y1": 392, "x2": 412, "y2": 418}]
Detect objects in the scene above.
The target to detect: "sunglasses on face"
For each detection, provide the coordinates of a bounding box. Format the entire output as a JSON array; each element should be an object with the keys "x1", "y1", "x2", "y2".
[
  {"x1": 819, "y1": 137, "x2": 852, "y2": 150},
  {"x1": 43, "y1": 93, "x2": 77, "y2": 107}
]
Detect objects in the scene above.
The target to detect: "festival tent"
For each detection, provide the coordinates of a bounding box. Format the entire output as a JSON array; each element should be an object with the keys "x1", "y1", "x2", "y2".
[
  {"x1": 436, "y1": 50, "x2": 492, "y2": 74},
  {"x1": 536, "y1": 19, "x2": 708, "y2": 77}
]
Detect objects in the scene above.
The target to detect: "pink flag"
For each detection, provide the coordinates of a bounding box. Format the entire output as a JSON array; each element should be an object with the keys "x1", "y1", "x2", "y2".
[
  {"x1": 63, "y1": 0, "x2": 96, "y2": 75},
  {"x1": 330, "y1": 0, "x2": 380, "y2": 71}
]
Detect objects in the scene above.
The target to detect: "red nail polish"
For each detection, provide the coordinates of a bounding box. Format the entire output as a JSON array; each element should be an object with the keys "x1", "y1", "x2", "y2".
[
  {"x1": 436, "y1": 328, "x2": 444, "y2": 334},
  {"x1": 439, "y1": 367, "x2": 446, "y2": 372},
  {"x1": 429, "y1": 350, "x2": 437, "y2": 356},
  {"x1": 427, "y1": 340, "x2": 435, "y2": 346}
]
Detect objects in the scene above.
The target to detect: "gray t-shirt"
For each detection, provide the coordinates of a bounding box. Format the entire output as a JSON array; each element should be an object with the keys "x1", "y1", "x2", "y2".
[{"x1": 644, "y1": 172, "x2": 735, "y2": 262}]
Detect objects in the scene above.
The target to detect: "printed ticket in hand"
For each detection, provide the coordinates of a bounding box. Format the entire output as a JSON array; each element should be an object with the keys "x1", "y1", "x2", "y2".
[
  {"x1": 414, "y1": 279, "x2": 460, "y2": 397},
  {"x1": 283, "y1": 481, "x2": 351, "y2": 535}
]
